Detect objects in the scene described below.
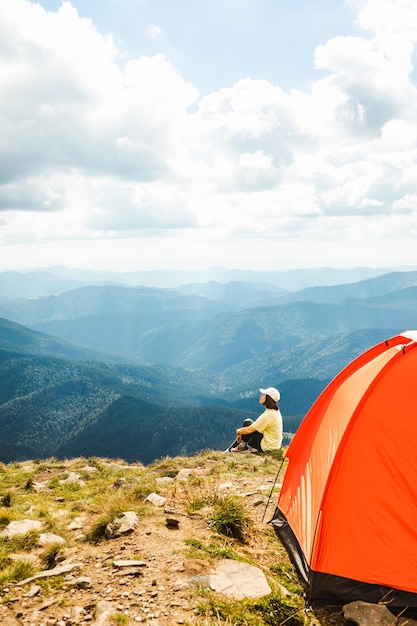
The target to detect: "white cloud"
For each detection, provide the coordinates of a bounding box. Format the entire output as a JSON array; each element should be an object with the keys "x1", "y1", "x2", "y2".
[
  {"x1": 146, "y1": 24, "x2": 164, "y2": 41},
  {"x1": 357, "y1": 0, "x2": 417, "y2": 45},
  {"x1": 1, "y1": 0, "x2": 417, "y2": 270}
]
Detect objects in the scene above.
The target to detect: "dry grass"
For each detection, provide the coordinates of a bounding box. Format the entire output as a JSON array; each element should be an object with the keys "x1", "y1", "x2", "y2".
[{"x1": 0, "y1": 451, "x2": 350, "y2": 625}]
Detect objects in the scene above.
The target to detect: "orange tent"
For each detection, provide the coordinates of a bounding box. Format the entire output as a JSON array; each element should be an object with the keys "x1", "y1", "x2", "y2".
[{"x1": 272, "y1": 331, "x2": 417, "y2": 608}]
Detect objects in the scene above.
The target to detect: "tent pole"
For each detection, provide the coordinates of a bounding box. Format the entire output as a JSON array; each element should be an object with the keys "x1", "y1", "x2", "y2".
[{"x1": 262, "y1": 457, "x2": 286, "y2": 523}]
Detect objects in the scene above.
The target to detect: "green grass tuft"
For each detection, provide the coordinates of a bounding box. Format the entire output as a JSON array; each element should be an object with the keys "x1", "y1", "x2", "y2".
[
  {"x1": 254, "y1": 592, "x2": 306, "y2": 625},
  {"x1": 184, "y1": 537, "x2": 237, "y2": 561},
  {"x1": 187, "y1": 493, "x2": 251, "y2": 542},
  {"x1": 0, "y1": 558, "x2": 36, "y2": 586},
  {"x1": 1, "y1": 492, "x2": 12, "y2": 508}
]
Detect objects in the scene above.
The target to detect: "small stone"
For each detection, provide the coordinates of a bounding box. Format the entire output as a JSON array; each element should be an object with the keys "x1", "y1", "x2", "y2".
[
  {"x1": 67, "y1": 516, "x2": 85, "y2": 531},
  {"x1": 156, "y1": 477, "x2": 174, "y2": 484},
  {"x1": 113, "y1": 560, "x2": 147, "y2": 569},
  {"x1": 38, "y1": 532, "x2": 66, "y2": 547},
  {"x1": 164, "y1": 507, "x2": 176, "y2": 514},
  {"x1": 145, "y1": 493, "x2": 167, "y2": 507},
  {"x1": 219, "y1": 481, "x2": 234, "y2": 490},
  {"x1": 93, "y1": 600, "x2": 117, "y2": 624},
  {"x1": 24, "y1": 584, "x2": 41, "y2": 597},
  {"x1": 72, "y1": 576, "x2": 92, "y2": 589},
  {"x1": 69, "y1": 605, "x2": 85, "y2": 623},
  {"x1": 115, "y1": 568, "x2": 144, "y2": 578}
]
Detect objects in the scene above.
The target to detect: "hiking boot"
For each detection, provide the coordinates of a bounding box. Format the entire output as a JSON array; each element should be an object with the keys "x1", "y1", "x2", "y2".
[{"x1": 231, "y1": 442, "x2": 249, "y2": 453}]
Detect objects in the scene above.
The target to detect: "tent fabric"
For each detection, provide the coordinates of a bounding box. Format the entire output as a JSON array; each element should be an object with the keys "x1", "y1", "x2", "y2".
[{"x1": 272, "y1": 331, "x2": 417, "y2": 608}]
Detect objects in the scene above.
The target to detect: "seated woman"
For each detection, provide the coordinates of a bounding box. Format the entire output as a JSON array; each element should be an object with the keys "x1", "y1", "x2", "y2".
[{"x1": 229, "y1": 387, "x2": 282, "y2": 453}]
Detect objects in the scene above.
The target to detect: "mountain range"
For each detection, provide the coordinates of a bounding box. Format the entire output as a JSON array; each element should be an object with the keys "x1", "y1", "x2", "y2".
[
  {"x1": 0, "y1": 265, "x2": 393, "y2": 296},
  {"x1": 0, "y1": 266, "x2": 416, "y2": 464}
]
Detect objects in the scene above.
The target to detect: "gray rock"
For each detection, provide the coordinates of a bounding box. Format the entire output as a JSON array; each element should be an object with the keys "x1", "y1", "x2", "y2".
[
  {"x1": 59, "y1": 472, "x2": 85, "y2": 486},
  {"x1": 343, "y1": 601, "x2": 397, "y2": 626},
  {"x1": 113, "y1": 559, "x2": 147, "y2": 568},
  {"x1": 189, "y1": 559, "x2": 272, "y2": 600},
  {"x1": 38, "y1": 532, "x2": 66, "y2": 547},
  {"x1": 145, "y1": 492, "x2": 167, "y2": 507},
  {"x1": 0, "y1": 519, "x2": 44, "y2": 538},
  {"x1": 156, "y1": 476, "x2": 174, "y2": 484},
  {"x1": 67, "y1": 516, "x2": 86, "y2": 531},
  {"x1": 23, "y1": 584, "x2": 41, "y2": 597},
  {"x1": 80, "y1": 465, "x2": 98, "y2": 474},
  {"x1": 68, "y1": 605, "x2": 86, "y2": 624},
  {"x1": 15, "y1": 562, "x2": 84, "y2": 586},
  {"x1": 32, "y1": 481, "x2": 50, "y2": 493},
  {"x1": 176, "y1": 469, "x2": 193, "y2": 480},
  {"x1": 104, "y1": 511, "x2": 139, "y2": 539},
  {"x1": 92, "y1": 600, "x2": 117, "y2": 626},
  {"x1": 72, "y1": 576, "x2": 93, "y2": 589},
  {"x1": 170, "y1": 562, "x2": 186, "y2": 572}
]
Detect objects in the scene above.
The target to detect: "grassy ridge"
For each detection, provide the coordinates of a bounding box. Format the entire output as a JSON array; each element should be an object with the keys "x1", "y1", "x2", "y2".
[{"x1": 0, "y1": 451, "x2": 347, "y2": 625}]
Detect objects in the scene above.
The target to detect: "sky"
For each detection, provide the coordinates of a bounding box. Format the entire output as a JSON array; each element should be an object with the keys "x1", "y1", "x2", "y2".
[{"x1": 1, "y1": 0, "x2": 417, "y2": 272}]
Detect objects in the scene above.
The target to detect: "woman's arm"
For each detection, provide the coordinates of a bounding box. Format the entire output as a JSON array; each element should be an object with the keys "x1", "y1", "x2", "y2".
[{"x1": 236, "y1": 424, "x2": 256, "y2": 442}]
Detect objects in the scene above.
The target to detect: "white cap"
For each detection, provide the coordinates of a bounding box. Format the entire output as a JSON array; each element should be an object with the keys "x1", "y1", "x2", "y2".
[{"x1": 259, "y1": 387, "x2": 280, "y2": 402}]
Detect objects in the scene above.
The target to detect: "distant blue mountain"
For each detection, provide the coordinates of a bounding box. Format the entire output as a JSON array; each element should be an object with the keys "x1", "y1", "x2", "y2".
[{"x1": 0, "y1": 264, "x2": 394, "y2": 296}]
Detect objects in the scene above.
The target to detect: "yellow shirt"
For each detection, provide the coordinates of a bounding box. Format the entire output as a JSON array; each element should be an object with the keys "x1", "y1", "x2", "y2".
[{"x1": 252, "y1": 408, "x2": 283, "y2": 452}]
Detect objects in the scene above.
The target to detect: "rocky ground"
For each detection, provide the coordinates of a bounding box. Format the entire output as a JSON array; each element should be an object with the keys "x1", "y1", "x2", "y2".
[{"x1": 0, "y1": 450, "x2": 384, "y2": 626}]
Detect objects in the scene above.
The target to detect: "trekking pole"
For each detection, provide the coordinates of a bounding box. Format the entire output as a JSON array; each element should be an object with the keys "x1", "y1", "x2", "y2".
[
  {"x1": 222, "y1": 437, "x2": 238, "y2": 452},
  {"x1": 261, "y1": 457, "x2": 286, "y2": 523}
]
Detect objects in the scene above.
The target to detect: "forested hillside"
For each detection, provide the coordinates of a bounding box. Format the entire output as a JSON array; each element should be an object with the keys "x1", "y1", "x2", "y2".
[
  {"x1": 0, "y1": 344, "x2": 256, "y2": 464},
  {"x1": 128, "y1": 301, "x2": 409, "y2": 370},
  {"x1": 0, "y1": 267, "x2": 416, "y2": 465},
  {"x1": 223, "y1": 328, "x2": 401, "y2": 384},
  {"x1": 0, "y1": 319, "x2": 405, "y2": 465},
  {"x1": 0, "y1": 317, "x2": 117, "y2": 362}
]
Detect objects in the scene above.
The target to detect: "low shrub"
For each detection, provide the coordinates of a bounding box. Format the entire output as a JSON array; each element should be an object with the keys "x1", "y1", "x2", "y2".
[{"x1": 187, "y1": 493, "x2": 251, "y2": 542}]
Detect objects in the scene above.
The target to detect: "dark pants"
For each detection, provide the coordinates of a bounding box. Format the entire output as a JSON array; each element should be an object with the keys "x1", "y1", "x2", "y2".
[{"x1": 231, "y1": 419, "x2": 263, "y2": 452}]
